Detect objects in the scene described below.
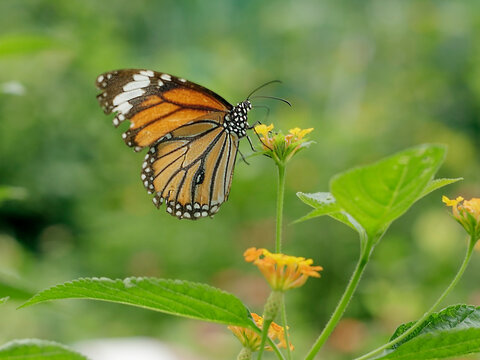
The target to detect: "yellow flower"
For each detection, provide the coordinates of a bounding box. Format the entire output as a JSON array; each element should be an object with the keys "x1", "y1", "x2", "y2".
[
  {"x1": 254, "y1": 124, "x2": 314, "y2": 165},
  {"x1": 244, "y1": 247, "x2": 323, "y2": 291},
  {"x1": 288, "y1": 127, "x2": 313, "y2": 139},
  {"x1": 228, "y1": 313, "x2": 293, "y2": 351},
  {"x1": 443, "y1": 195, "x2": 480, "y2": 241},
  {"x1": 254, "y1": 123, "x2": 274, "y2": 137}
]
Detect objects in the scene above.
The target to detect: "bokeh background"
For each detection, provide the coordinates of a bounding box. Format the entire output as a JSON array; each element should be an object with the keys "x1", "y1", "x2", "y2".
[{"x1": 1, "y1": 1, "x2": 479, "y2": 359}]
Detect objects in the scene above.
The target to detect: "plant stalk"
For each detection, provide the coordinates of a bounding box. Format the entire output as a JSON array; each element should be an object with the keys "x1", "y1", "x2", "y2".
[
  {"x1": 354, "y1": 237, "x2": 476, "y2": 360},
  {"x1": 275, "y1": 163, "x2": 286, "y2": 253},
  {"x1": 256, "y1": 319, "x2": 273, "y2": 360},
  {"x1": 281, "y1": 293, "x2": 292, "y2": 360},
  {"x1": 305, "y1": 251, "x2": 369, "y2": 360}
]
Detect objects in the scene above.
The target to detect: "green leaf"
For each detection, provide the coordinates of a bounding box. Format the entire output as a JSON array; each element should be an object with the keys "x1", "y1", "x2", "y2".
[
  {"x1": 295, "y1": 192, "x2": 366, "y2": 235},
  {"x1": 418, "y1": 178, "x2": 463, "y2": 201},
  {"x1": 0, "y1": 297, "x2": 8, "y2": 305},
  {"x1": 20, "y1": 277, "x2": 254, "y2": 328},
  {"x1": 0, "y1": 339, "x2": 87, "y2": 360},
  {"x1": 330, "y1": 144, "x2": 446, "y2": 239},
  {"x1": 375, "y1": 304, "x2": 480, "y2": 360},
  {"x1": 296, "y1": 192, "x2": 339, "y2": 212},
  {"x1": 294, "y1": 192, "x2": 340, "y2": 223}
]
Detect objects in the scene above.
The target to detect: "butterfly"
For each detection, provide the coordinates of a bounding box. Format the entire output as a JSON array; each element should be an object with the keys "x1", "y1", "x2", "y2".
[{"x1": 95, "y1": 69, "x2": 255, "y2": 220}]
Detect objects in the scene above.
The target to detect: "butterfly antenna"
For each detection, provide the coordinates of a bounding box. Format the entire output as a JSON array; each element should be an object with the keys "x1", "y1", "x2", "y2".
[
  {"x1": 250, "y1": 95, "x2": 292, "y2": 107},
  {"x1": 246, "y1": 80, "x2": 282, "y2": 99}
]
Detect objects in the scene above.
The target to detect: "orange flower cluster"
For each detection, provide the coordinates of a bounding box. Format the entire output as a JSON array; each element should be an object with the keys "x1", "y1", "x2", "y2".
[
  {"x1": 443, "y1": 196, "x2": 480, "y2": 241},
  {"x1": 244, "y1": 247, "x2": 323, "y2": 291},
  {"x1": 228, "y1": 313, "x2": 292, "y2": 351}
]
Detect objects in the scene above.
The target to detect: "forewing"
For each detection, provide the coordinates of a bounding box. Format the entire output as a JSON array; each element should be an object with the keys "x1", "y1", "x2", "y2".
[{"x1": 95, "y1": 69, "x2": 232, "y2": 150}]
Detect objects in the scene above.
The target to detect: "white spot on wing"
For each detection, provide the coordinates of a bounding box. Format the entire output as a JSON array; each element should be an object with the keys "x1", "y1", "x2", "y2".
[
  {"x1": 140, "y1": 70, "x2": 154, "y2": 77},
  {"x1": 97, "y1": 75, "x2": 104, "y2": 83},
  {"x1": 113, "y1": 101, "x2": 133, "y2": 115},
  {"x1": 160, "y1": 74, "x2": 172, "y2": 81},
  {"x1": 123, "y1": 80, "x2": 150, "y2": 91},
  {"x1": 113, "y1": 89, "x2": 145, "y2": 106},
  {"x1": 133, "y1": 74, "x2": 149, "y2": 81},
  {"x1": 158, "y1": 79, "x2": 164, "y2": 87}
]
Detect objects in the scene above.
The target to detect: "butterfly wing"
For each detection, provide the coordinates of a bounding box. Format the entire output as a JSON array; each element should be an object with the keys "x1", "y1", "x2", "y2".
[
  {"x1": 95, "y1": 69, "x2": 232, "y2": 151},
  {"x1": 143, "y1": 114, "x2": 239, "y2": 219},
  {"x1": 95, "y1": 69, "x2": 238, "y2": 219}
]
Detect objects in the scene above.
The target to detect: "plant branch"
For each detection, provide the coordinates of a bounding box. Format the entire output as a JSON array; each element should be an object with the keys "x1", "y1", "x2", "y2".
[
  {"x1": 304, "y1": 249, "x2": 370, "y2": 360},
  {"x1": 275, "y1": 163, "x2": 286, "y2": 253},
  {"x1": 354, "y1": 237, "x2": 476, "y2": 360},
  {"x1": 256, "y1": 319, "x2": 273, "y2": 360},
  {"x1": 281, "y1": 293, "x2": 292, "y2": 360}
]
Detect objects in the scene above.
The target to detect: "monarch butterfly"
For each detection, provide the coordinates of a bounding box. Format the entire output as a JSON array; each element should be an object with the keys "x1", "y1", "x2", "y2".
[{"x1": 95, "y1": 69, "x2": 256, "y2": 220}]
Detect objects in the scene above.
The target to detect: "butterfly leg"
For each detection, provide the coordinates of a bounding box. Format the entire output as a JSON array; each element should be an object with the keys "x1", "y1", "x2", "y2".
[
  {"x1": 238, "y1": 149, "x2": 250, "y2": 165},
  {"x1": 246, "y1": 134, "x2": 256, "y2": 152}
]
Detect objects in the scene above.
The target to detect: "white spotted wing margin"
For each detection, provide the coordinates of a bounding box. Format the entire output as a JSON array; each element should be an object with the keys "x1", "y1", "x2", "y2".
[{"x1": 19, "y1": 277, "x2": 255, "y2": 328}]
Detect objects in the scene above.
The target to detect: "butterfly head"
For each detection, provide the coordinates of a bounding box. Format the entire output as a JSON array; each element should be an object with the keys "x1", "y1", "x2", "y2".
[{"x1": 224, "y1": 100, "x2": 252, "y2": 138}]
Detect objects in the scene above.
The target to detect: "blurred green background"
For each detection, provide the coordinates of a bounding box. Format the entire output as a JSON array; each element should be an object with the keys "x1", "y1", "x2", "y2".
[{"x1": 1, "y1": 0, "x2": 479, "y2": 359}]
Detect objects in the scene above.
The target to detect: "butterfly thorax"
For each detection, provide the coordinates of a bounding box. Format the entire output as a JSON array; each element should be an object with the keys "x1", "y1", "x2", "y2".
[{"x1": 223, "y1": 100, "x2": 252, "y2": 138}]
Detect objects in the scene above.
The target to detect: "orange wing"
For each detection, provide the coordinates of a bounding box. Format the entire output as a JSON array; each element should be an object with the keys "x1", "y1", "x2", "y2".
[
  {"x1": 95, "y1": 69, "x2": 232, "y2": 151},
  {"x1": 142, "y1": 116, "x2": 239, "y2": 219}
]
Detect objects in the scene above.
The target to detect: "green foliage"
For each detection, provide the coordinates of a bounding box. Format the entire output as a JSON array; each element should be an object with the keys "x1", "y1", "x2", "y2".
[
  {"x1": 375, "y1": 305, "x2": 480, "y2": 360},
  {"x1": 295, "y1": 192, "x2": 339, "y2": 221},
  {"x1": 21, "y1": 277, "x2": 254, "y2": 328},
  {"x1": 417, "y1": 178, "x2": 463, "y2": 200},
  {"x1": 0, "y1": 339, "x2": 86, "y2": 360},
  {"x1": 330, "y1": 144, "x2": 446, "y2": 240},
  {"x1": 295, "y1": 192, "x2": 365, "y2": 234},
  {"x1": 297, "y1": 145, "x2": 457, "y2": 246}
]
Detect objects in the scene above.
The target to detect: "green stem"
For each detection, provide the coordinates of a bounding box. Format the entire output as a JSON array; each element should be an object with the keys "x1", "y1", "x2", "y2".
[
  {"x1": 256, "y1": 319, "x2": 273, "y2": 360},
  {"x1": 251, "y1": 324, "x2": 286, "y2": 360},
  {"x1": 275, "y1": 163, "x2": 286, "y2": 253},
  {"x1": 281, "y1": 293, "x2": 292, "y2": 360},
  {"x1": 266, "y1": 335, "x2": 287, "y2": 360},
  {"x1": 305, "y1": 251, "x2": 370, "y2": 360},
  {"x1": 354, "y1": 237, "x2": 476, "y2": 360}
]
